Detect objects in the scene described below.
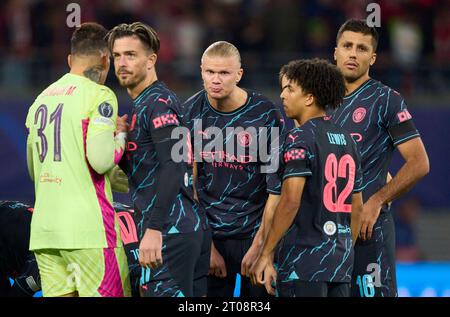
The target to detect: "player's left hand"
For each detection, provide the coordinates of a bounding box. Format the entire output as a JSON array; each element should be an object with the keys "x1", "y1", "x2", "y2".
[
  {"x1": 241, "y1": 241, "x2": 262, "y2": 277},
  {"x1": 108, "y1": 165, "x2": 129, "y2": 193},
  {"x1": 249, "y1": 253, "x2": 277, "y2": 295},
  {"x1": 360, "y1": 197, "x2": 382, "y2": 241},
  {"x1": 139, "y1": 228, "x2": 163, "y2": 270},
  {"x1": 261, "y1": 263, "x2": 277, "y2": 296},
  {"x1": 116, "y1": 114, "x2": 129, "y2": 133}
]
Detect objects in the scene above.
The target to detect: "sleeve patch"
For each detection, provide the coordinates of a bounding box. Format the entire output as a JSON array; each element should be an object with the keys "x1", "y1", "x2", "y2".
[
  {"x1": 397, "y1": 109, "x2": 412, "y2": 123},
  {"x1": 152, "y1": 113, "x2": 179, "y2": 129},
  {"x1": 98, "y1": 102, "x2": 114, "y2": 118},
  {"x1": 284, "y1": 148, "x2": 306, "y2": 163},
  {"x1": 92, "y1": 117, "x2": 113, "y2": 126}
]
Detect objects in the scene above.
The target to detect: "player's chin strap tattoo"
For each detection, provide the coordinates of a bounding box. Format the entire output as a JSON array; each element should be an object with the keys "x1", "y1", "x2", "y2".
[
  {"x1": 144, "y1": 125, "x2": 184, "y2": 231},
  {"x1": 83, "y1": 65, "x2": 104, "y2": 83}
]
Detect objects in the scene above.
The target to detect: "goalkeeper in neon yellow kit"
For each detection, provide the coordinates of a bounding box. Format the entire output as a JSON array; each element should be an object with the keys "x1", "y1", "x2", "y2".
[{"x1": 25, "y1": 22, "x2": 131, "y2": 297}]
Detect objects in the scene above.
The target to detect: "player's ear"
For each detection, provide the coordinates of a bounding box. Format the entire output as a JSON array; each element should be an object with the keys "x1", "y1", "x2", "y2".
[
  {"x1": 68, "y1": 55, "x2": 72, "y2": 68},
  {"x1": 370, "y1": 53, "x2": 377, "y2": 66},
  {"x1": 334, "y1": 48, "x2": 337, "y2": 62},
  {"x1": 147, "y1": 53, "x2": 157, "y2": 70},
  {"x1": 306, "y1": 93, "x2": 314, "y2": 107},
  {"x1": 100, "y1": 52, "x2": 110, "y2": 69},
  {"x1": 236, "y1": 68, "x2": 243, "y2": 84}
]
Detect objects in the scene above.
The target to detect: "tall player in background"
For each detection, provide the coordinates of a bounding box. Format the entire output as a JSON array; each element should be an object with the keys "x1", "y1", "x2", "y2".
[
  {"x1": 331, "y1": 19, "x2": 429, "y2": 297},
  {"x1": 108, "y1": 22, "x2": 209, "y2": 297},
  {"x1": 250, "y1": 59, "x2": 363, "y2": 297},
  {"x1": 25, "y1": 22, "x2": 131, "y2": 297},
  {"x1": 182, "y1": 41, "x2": 284, "y2": 297}
]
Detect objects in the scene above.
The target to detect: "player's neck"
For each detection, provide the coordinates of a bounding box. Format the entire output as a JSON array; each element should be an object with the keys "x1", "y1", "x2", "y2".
[
  {"x1": 129, "y1": 71, "x2": 158, "y2": 100},
  {"x1": 70, "y1": 56, "x2": 105, "y2": 84},
  {"x1": 70, "y1": 65, "x2": 102, "y2": 84},
  {"x1": 345, "y1": 73, "x2": 371, "y2": 96},
  {"x1": 295, "y1": 108, "x2": 325, "y2": 126},
  {"x1": 208, "y1": 87, "x2": 247, "y2": 113}
]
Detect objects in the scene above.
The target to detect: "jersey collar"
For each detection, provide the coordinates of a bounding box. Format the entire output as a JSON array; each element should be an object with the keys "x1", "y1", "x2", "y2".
[
  {"x1": 133, "y1": 80, "x2": 162, "y2": 104},
  {"x1": 204, "y1": 89, "x2": 251, "y2": 116},
  {"x1": 344, "y1": 78, "x2": 374, "y2": 100}
]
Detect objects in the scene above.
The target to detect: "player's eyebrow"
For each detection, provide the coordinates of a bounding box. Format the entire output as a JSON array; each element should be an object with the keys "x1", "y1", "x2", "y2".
[
  {"x1": 204, "y1": 68, "x2": 230, "y2": 72},
  {"x1": 357, "y1": 43, "x2": 369, "y2": 50},
  {"x1": 113, "y1": 50, "x2": 137, "y2": 55},
  {"x1": 281, "y1": 84, "x2": 292, "y2": 90}
]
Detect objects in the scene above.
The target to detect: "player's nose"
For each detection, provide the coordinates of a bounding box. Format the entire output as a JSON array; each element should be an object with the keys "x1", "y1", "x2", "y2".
[
  {"x1": 117, "y1": 55, "x2": 127, "y2": 66},
  {"x1": 211, "y1": 75, "x2": 221, "y2": 83},
  {"x1": 349, "y1": 47, "x2": 357, "y2": 58}
]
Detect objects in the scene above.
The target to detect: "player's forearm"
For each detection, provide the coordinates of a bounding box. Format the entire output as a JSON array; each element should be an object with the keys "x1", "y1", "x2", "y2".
[
  {"x1": 86, "y1": 131, "x2": 126, "y2": 175},
  {"x1": 260, "y1": 198, "x2": 299, "y2": 257},
  {"x1": 371, "y1": 138, "x2": 429, "y2": 206},
  {"x1": 145, "y1": 126, "x2": 183, "y2": 231},
  {"x1": 251, "y1": 225, "x2": 265, "y2": 249},
  {"x1": 370, "y1": 157, "x2": 429, "y2": 206},
  {"x1": 145, "y1": 160, "x2": 183, "y2": 230},
  {"x1": 258, "y1": 194, "x2": 281, "y2": 246}
]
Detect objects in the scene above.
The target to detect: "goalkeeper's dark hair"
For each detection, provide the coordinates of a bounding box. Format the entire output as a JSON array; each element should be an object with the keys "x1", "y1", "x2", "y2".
[
  {"x1": 70, "y1": 22, "x2": 109, "y2": 56},
  {"x1": 106, "y1": 22, "x2": 160, "y2": 54},
  {"x1": 336, "y1": 19, "x2": 379, "y2": 52},
  {"x1": 279, "y1": 58, "x2": 345, "y2": 110}
]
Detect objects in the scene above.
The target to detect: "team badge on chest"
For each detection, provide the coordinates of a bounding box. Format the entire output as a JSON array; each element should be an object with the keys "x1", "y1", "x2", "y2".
[{"x1": 352, "y1": 107, "x2": 366, "y2": 123}]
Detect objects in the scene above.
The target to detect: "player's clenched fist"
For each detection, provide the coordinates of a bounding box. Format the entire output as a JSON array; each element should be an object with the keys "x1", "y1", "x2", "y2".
[
  {"x1": 139, "y1": 228, "x2": 163, "y2": 270},
  {"x1": 209, "y1": 242, "x2": 227, "y2": 278}
]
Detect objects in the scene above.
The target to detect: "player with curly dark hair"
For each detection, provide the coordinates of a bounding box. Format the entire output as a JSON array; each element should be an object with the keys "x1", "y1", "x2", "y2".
[{"x1": 250, "y1": 58, "x2": 364, "y2": 297}]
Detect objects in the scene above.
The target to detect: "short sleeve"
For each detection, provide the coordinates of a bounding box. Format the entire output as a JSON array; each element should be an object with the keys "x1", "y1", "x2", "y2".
[
  {"x1": 384, "y1": 89, "x2": 420, "y2": 146},
  {"x1": 148, "y1": 95, "x2": 181, "y2": 134},
  {"x1": 282, "y1": 130, "x2": 312, "y2": 180},
  {"x1": 265, "y1": 104, "x2": 286, "y2": 194}
]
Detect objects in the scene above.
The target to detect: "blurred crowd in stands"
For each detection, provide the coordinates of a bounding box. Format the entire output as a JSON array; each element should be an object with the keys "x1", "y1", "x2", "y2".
[{"x1": 0, "y1": 0, "x2": 449, "y2": 100}]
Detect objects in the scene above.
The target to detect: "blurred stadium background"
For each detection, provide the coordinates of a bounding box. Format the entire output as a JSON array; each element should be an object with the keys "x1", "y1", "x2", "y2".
[{"x1": 0, "y1": 0, "x2": 449, "y2": 297}]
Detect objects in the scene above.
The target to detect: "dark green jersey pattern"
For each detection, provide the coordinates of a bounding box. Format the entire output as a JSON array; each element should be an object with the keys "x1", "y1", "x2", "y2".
[
  {"x1": 182, "y1": 89, "x2": 285, "y2": 239},
  {"x1": 277, "y1": 117, "x2": 363, "y2": 283},
  {"x1": 120, "y1": 81, "x2": 201, "y2": 237},
  {"x1": 329, "y1": 79, "x2": 420, "y2": 209},
  {"x1": 329, "y1": 79, "x2": 420, "y2": 297}
]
